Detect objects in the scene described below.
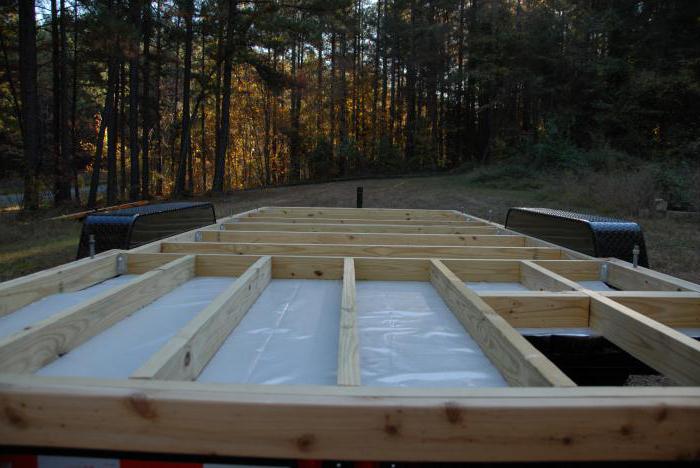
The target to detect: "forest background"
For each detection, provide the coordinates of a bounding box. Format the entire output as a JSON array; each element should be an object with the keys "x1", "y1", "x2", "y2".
[{"x1": 1, "y1": 0, "x2": 699, "y2": 211}]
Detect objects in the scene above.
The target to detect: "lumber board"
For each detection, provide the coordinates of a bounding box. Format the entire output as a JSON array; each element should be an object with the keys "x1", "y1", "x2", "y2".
[
  {"x1": 429, "y1": 260, "x2": 576, "y2": 387},
  {"x1": 441, "y1": 259, "x2": 521, "y2": 282},
  {"x1": 605, "y1": 260, "x2": 700, "y2": 292},
  {"x1": 205, "y1": 230, "x2": 525, "y2": 247},
  {"x1": 131, "y1": 257, "x2": 272, "y2": 381},
  {"x1": 236, "y1": 216, "x2": 480, "y2": 226},
  {"x1": 2, "y1": 376, "x2": 700, "y2": 462},
  {"x1": 479, "y1": 292, "x2": 590, "y2": 328},
  {"x1": 531, "y1": 260, "x2": 601, "y2": 281},
  {"x1": 520, "y1": 260, "x2": 580, "y2": 291},
  {"x1": 337, "y1": 258, "x2": 360, "y2": 386},
  {"x1": 0, "y1": 250, "x2": 120, "y2": 317},
  {"x1": 0, "y1": 255, "x2": 195, "y2": 374},
  {"x1": 125, "y1": 254, "x2": 548, "y2": 282},
  {"x1": 162, "y1": 241, "x2": 562, "y2": 260},
  {"x1": 224, "y1": 221, "x2": 499, "y2": 235},
  {"x1": 600, "y1": 291, "x2": 700, "y2": 328},
  {"x1": 589, "y1": 293, "x2": 700, "y2": 385},
  {"x1": 253, "y1": 206, "x2": 465, "y2": 220}
]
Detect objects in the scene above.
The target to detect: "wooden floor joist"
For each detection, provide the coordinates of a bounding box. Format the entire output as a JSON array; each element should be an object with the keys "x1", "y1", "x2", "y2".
[
  {"x1": 163, "y1": 241, "x2": 562, "y2": 259},
  {"x1": 430, "y1": 260, "x2": 576, "y2": 387},
  {"x1": 0, "y1": 255, "x2": 195, "y2": 374},
  {"x1": 235, "y1": 216, "x2": 482, "y2": 226},
  {"x1": 224, "y1": 221, "x2": 499, "y2": 235},
  {"x1": 205, "y1": 230, "x2": 525, "y2": 247},
  {"x1": 131, "y1": 256, "x2": 271, "y2": 381},
  {"x1": 0, "y1": 250, "x2": 120, "y2": 317},
  {"x1": 1, "y1": 205, "x2": 700, "y2": 462},
  {"x1": 337, "y1": 258, "x2": 360, "y2": 386}
]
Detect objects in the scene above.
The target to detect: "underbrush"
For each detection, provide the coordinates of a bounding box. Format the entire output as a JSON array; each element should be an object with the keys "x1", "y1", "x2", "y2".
[{"x1": 463, "y1": 149, "x2": 699, "y2": 217}]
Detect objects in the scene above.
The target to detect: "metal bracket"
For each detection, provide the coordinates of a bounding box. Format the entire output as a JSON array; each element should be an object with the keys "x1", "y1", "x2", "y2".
[
  {"x1": 632, "y1": 244, "x2": 640, "y2": 268},
  {"x1": 195, "y1": 231, "x2": 203, "y2": 242},
  {"x1": 219, "y1": 224, "x2": 226, "y2": 231},
  {"x1": 89, "y1": 234, "x2": 96, "y2": 259},
  {"x1": 599, "y1": 263, "x2": 609, "y2": 282},
  {"x1": 116, "y1": 254, "x2": 127, "y2": 275}
]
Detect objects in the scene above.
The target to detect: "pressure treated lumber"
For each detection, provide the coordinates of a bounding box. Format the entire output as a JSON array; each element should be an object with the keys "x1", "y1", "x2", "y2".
[
  {"x1": 6, "y1": 377, "x2": 698, "y2": 462},
  {"x1": 337, "y1": 258, "x2": 360, "y2": 386},
  {"x1": 162, "y1": 241, "x2": 562, "y2": 260},
  {"x1": 520, "y1": 260, "x2": 579, "y2": 291},
  {"x1": 605, "y1": 260, "x2": 700, "y2": 292},
  {"x1": 0, "y1": 255, "x2": 195, "y2": 374},
  {"x1": 589, "y1": 292, "x2": 700, "y2": 385},
  {"x1": 224, "y1": 221, "x2": 499, "y2": 235},
  {"x1": 205, "y1": 230, "x2": 525, "y2": 247},
  {"x1": 600, "y1": 291, "x2": 700, "y2": 328},
  {"x1": 237, "y1": 216, "x2": 480, "y2": 226},
  {"x1": 0, "y1": 250, "x2": 120, "y2": 317},
  {"x1": 429, "y1": 260, "x2": 576, "y2": 387},
  {"x1": 252, "y1": 206, "x2": 465, "y2": 220},
  {"x1": 131, "y1": 256, "x2": 272, "y2": 381},
  {"x1": 531, "y1": 260, "x2": 601, "y2": 281},
  {"x1": 479, "y1": 292, "x2": 590, "y2": 328}
]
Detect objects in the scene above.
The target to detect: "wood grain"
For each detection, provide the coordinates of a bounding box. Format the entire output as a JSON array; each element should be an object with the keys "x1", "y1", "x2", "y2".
[
  {"x1": 131, "y1": 256, "x2": 272, "y2": 381},
  {"x1": 337, "y1": 258, "x2": 360, "y2": 386},
  {"x1": 0, "y1": 250, "x2": 120, "y2": 317},
  {"x1": 589, "y1": 292, "x2": 700, "y2": 385},
  {"x1": 0, "y1": 255, "x2": 196, "y2": 373},
  {"x1": 224, "y1": 221, "x2": 498, "y2": 235},
  {"x1": 3, "y1": 376, "x2": 698, "y2": 461},
  {"x1": 162, "y1": 241, "x2": 562, "y2": 260},
  {"x1": 430, "y1": 260, "x2": 576, "y2": 387},
  {"x1": 206, "y1": 230, "x2": 525, "y2": 247}
]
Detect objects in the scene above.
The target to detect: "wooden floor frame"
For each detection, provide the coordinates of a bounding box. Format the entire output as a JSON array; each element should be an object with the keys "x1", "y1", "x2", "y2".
[{"x1": 1, "y1": 206, "x2": 699, "y2": 461}]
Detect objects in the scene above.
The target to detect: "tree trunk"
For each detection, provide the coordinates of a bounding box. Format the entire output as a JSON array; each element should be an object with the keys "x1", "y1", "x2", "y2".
[
  {"x1": 289, "y1": 41, "x2": 301, "y2": 182},
  {"x1": 51, "y1": 0, "x2": 71, "y2": 204},
  {"x1": 119, "y1": 63, "x2": 127, "y2": 198},
  {"x1": 371, "y1": 0, "x2": 381, "y2": 154},
  {"x1": 106, "y1": 57, "x2": 120, "y2": 205},
  {"x1": 88, "y1": 50, "x2": 118, "y2": 209},
  {"x1": 404, "y1": 0, "x2": 417, "y2": 164},
  {"x1": 200, "y1": 27, "x2": 207, "y2": 192},
  {"x1": 141, "y1": 0, "x2": 152, "y2": 198},
  {"x1": 213, "y1": 0, "x2": 235, "y2": 193},
  {"x1": 329, "y1": 31, "x2": 336, "y2": 155},
  {"x1": 70, "y1": 0, "x2": 80, "y2": 203},
  {"x1": 18, "y1": 0, "x2": 41, "y2": 210},
  {"x1": 154, "y1": 0, "x2": 163, "y2": 196},
  {"x1": 128, "y1": 0, "x2": 141, "y2": 200},
  {"x1": 174, "y1": 0, "x2": 194, "y2": 196}
]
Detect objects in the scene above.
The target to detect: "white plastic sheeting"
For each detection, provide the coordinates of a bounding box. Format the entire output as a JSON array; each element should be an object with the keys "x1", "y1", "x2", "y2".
[
  {"x1": 198, "y1": 279, "x2": 342, "y2": 385},
  {"x1": 579, "y1": 280, "x2": 616, "y2": 291},
  {"x1": 37, "y1": 277, "x2": 236, "y2": 379},
  {"x1": 0, "y1": 275, "x2": 137, "y2": 339},
  {"x1": 356, "y1": 281, "x2": 507, "y2": 387},
  {"x1": 466, "y1": 281, "x2": 529, "y2": 292}
]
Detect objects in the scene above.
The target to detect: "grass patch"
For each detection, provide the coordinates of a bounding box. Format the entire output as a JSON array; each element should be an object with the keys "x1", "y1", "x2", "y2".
[
  {"x1": 0, "y1": 217, "x2": 82, "y2": 282},
  {"x1": 0, "y1": 171, "x2": 698, "y2": 284}
]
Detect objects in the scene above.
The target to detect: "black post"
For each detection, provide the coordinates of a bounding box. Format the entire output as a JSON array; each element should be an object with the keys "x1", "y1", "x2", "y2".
[{"x1": 356, "y1": 186, "x2": 363, "y2": 208}]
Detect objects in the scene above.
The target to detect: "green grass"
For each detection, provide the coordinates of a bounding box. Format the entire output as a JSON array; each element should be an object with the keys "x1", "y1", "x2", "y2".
[
  {"x1": 1, "y1": 173, "x2": 698, "y2": 284},
  {"x1": 0, "y1": 216, "x2": 82, "y2": 282}
]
